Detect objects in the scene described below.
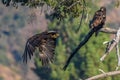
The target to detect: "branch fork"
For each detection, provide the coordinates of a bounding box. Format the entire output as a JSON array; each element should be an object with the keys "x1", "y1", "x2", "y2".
[{"x1": 100, "y1": 28, "x2": 120, "y2": 70}]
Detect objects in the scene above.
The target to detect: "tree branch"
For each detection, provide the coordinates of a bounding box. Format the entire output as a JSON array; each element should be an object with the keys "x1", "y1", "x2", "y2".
[
  {"x1": 86, "y1": 70, "x2": 120, "y2": 80},
  {"x1": 100, "y1": 39, "x2": 117, "y2": 61},
  {"x1": 100, "y1": 27, "x2": 117, "y2": 34},
  {"x1": 115, "y1": 43, "x2": 120, "y2": 70},
  {"x1": 67, "y1": 0, "x2": 82, "y2": 9},
  {"x1": 100, "y1": 28, "x2": 120, "y2": 61},
  {"x1": 76, "y1": 0, "x2": 86, "y2": 32}
]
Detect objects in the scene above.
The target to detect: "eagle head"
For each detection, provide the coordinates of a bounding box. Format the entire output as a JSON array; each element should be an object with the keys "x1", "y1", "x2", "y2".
[
  {"x1": 47, "y1": 31, "x2": 59, "y2": 39},
  {"x1": 100, "y1": 6, "x2": 106, "y2": 12}
]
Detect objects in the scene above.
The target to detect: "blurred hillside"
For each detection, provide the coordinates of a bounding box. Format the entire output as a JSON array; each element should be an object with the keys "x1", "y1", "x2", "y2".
[
  {"x1": 0, "y1": 0, "x2": 120, "y2": 80},
  {"x1": 0, "y1": 3, "x2": 47, "y2": 80}
]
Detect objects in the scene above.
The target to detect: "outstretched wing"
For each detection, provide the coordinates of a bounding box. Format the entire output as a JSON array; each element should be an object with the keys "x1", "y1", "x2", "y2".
[
  {"x1": 22, "y1": 39, "x2": 36, "y2": 63},
  {"x1": 22, "y1": 31, "x2": 58, "y2": 66},
  {"x1": 39, "y1": 38, "x2": 57, "y2": 66},
  {"x1": 22, "y1": 34, "x2": 41, "y2": 63}
]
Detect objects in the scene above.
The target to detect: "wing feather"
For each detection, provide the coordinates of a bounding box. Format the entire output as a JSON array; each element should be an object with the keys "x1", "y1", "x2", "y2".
[
  {"x1": 39, "y1": 38, "x2": 57, "y2": 66},
  {"x1": 22, "y1": 40, "x2": 35, "y2": 63},
  {"x1": 22, "y1": 31, "x2": 58, "y2": 66}
]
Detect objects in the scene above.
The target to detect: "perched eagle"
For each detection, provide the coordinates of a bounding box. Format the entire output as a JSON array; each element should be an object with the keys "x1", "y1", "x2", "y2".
[
  {"x1": 89, "y1": 7, "x2": 106, "y2": 36},
  {"x1": 22, "y1": 31, "x2": 59, "y2": 66}
]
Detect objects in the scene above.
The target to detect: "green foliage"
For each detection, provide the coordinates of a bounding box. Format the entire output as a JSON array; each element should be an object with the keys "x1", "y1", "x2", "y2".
[
  {"x1": 32, "y1": 6, "x2": 119, "y2": 78},
  {"x1": 44, "y1": 14, "x2": 119, "y2": 80},
  {"x1": 1, "y1": 0, "x2": 120, "y2": 79},
  {"x1": 1, "y1": 0, "x2": 93, "y2": 19},
  {"x1": 50, "y1": 38, "x2": 78, "y2": 80}
]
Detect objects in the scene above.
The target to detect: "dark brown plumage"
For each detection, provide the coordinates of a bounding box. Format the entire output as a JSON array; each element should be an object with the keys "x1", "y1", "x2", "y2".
[
  {"x1": 22, "y1": 31, "x2": 59, "y2": 66},
  {"x1": 89, "y1": 7, "x2": 106, "y2": 36}
]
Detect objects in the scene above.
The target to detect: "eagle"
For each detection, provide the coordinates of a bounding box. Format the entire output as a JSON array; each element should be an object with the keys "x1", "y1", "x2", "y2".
[
  {"x1": 22, "y1": 31, "x2": 59, "y2": 66},
  {"x1": 89, "y1": 7, "x2": 106, "y2": 36}
]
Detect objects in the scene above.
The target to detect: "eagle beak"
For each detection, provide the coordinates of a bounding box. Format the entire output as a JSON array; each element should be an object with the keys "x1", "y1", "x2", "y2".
[
  {"x1": 53, "y1": 33, "x2": 59, "y2": 38},
  {"x1": 55, "y1": 33, "x2": 59, "y2": 38},
  {"x1": 56, "y1": 33, "x2": 59, "y2": 37},
  {"x1": 51, "y1": 33, "x2": 59, "y2": 38}
]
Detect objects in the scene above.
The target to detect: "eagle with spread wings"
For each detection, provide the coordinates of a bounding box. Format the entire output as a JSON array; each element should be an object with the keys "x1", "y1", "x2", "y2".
[
  {"x1": 89, "y1": 7, "x2": 106, "y2": 36},
  {"x1": 22, "y1": 31, "x2": 59, "y2": 66}
]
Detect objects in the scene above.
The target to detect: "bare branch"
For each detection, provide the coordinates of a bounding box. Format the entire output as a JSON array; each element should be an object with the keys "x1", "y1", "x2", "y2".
[
  {"x1": 115, "y1": 44, "x2": 120, "y2": 70},
  {"x1": 76, "y1": 0, "x2": 86, "y2": 32},
  {"x1": 86, "y1": 70, "x2": 120, "y2": 80},
  {"x1": 115, "y1": 28, "x2": 120, "y2": 70},
  {"x1": 99, "y1": 69, "x2": 106, "y2": 74},
  {"x1": 67, "y1": 0, "x2": 81, "y2": 9},
  {"x1": 100, "y1": 27, "x2": 117, "y2": 34},
  {"x1": 100, "y1": 28, "x2": 120, "y2": 61},
  {"x1": 100, "y1": 40, "x2": 117, "y2": 61}
]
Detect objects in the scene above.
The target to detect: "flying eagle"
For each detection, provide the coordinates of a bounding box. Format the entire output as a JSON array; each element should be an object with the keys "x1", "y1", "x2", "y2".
[
  {"x1": 22, "y1": 31, "x2": 59, "y2": 66},
  {"x1": 89, "y1": 7, "x2": 106, "y2": 36}
]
